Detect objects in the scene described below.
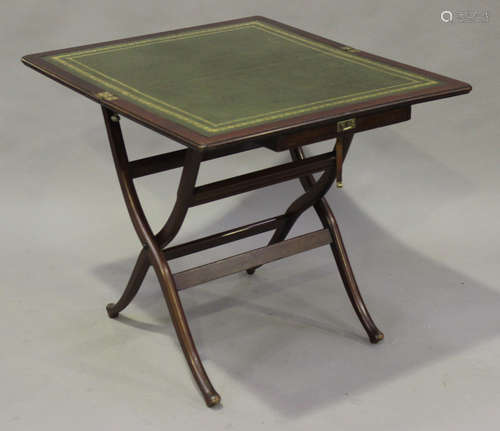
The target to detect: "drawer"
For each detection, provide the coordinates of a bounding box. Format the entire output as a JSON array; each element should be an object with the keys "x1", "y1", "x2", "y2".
[{"x1": 264, "y1": 105, "x2": 411, "y2": 152}]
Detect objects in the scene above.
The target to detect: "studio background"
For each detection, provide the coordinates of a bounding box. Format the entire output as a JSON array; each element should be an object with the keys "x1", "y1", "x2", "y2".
[{"x1": 1, "y1": 1, "x2": 499, "y2": 430}]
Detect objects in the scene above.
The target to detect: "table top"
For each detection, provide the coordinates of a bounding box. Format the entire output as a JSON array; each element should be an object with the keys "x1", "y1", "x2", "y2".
[{"x1": 22, "y1": 16, "x2": 471, "y2": 151}]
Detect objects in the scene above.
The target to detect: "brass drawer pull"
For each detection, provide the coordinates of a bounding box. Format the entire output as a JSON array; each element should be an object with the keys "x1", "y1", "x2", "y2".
[{"x1": 337, "y1": 118, "x2": 356, "y2": 132}]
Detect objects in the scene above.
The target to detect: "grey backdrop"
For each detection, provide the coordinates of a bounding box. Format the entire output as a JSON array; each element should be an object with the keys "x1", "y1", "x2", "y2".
[{"x1": 2, "y1": 1, "x2": 499, "y2": 430}]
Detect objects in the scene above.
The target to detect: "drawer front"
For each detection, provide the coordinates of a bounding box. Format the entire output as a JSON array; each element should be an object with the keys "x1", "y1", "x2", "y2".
[{"x1": 265, "y1": 106, "x2": 411, "y2": 152}]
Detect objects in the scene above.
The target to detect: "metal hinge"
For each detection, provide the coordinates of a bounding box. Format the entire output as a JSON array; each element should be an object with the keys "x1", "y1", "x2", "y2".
[
  {"x1": 339, "y1": 45, "x2": 360, "y2": 53},
  {"x1": 96, "y1": 91, "x2": 118, "y2": 101}
]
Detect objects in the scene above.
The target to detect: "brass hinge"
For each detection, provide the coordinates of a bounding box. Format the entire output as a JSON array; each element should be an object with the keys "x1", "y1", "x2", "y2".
[
  {"x1": 96, "y1": 91, "x2": 118, "y2": 101},
  {"x1": 339, "y1": 45, "x2": 360, "y2": 53},
  {"x1": 337, "y1": 118, "x2": 356, "y2": 132}
]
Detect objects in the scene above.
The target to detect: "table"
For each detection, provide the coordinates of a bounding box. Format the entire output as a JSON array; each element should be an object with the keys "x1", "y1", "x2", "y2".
[{"x1": 22, "y1": 16, "x2": 471, "y2": 407}]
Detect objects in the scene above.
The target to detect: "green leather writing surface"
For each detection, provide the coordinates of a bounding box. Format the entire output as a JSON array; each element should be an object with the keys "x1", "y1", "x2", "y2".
[{"x1": 44, "y1": 20, "x2": 439, "y2": 136}]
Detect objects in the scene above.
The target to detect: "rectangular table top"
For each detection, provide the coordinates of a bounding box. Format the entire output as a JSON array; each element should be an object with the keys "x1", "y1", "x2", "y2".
[{"x1": 22, "y1": 16, "x2": 471, "y2": 150}]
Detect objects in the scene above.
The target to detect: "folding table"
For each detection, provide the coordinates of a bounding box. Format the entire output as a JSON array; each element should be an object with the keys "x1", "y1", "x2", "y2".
[{"x1": 22, "y1": 16, "x2": 471, "y2": 407}]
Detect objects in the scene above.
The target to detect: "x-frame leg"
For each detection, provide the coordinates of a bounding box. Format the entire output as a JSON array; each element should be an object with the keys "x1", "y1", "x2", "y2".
[{"x1": 101, "y1": 105, "x2": 382, "y2": 407}]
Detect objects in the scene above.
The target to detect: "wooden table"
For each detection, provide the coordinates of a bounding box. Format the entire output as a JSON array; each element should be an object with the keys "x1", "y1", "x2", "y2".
[{"x1": 22, "y1": 16, "x2": 471, "y2": 407}]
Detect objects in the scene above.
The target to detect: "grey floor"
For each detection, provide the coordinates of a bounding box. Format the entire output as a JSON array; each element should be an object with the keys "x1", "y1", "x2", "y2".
[{"x1": 2, "y1": 1, "x2": 500, "y2": 429}]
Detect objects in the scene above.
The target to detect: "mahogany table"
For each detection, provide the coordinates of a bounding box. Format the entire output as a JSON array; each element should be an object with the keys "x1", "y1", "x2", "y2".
[{"x1": 22, "y1": 16, "x2": 471, "y2": 407}]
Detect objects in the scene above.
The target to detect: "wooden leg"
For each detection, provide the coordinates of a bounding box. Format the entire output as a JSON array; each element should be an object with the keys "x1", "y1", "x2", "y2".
[
  {"x1": 102, "y1": 107, "x2": 220, "y2": 407},
  {"x1": 106, "y1": 246, "x2": 150, "y2": 318},
  {"x1": 290, "y1": 143, "x2": 384, "y2": 344},
  {"x1": 150, "y1": 238, "x2": 221, "y2": 407}
]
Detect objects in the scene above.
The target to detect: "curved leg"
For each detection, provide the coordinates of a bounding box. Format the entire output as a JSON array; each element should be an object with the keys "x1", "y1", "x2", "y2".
[
  {"x1": 291, "y1": 143, "x2": 384, "y2": 344},
  {"x1": 106, "y1": 247, "x2": 150, "y2": 318},
  {"x1": 102, "y1": 107, "x2": 221, "y2": 407},
  {"x1": 156, "y1": 147, "x2": 203, "y2": 248},
  {"x1": 150, "y1": 246, "x2": 221, "y2": 406},
  {"x1": 325, "y1": 203, "x2": 384, "y2": 343}
]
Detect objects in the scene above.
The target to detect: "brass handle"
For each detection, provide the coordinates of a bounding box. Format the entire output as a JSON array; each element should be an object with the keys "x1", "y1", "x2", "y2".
[{"x1": 337, "y1": 118, "x2": 356, "y2": 132}]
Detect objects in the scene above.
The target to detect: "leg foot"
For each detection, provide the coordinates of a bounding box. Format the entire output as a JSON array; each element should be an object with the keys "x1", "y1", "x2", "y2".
[
  {"x1": 205, "y1": 392, "x2": 222, "y2": 407},
  {"x1": 106, "y1": 303, "x2": 120, "y2": 318},
  {"x1": 246, "y1": 267, "x2": 256, "y2": 275},
  {"x1": 369, "y1": 330, "x2": 384, "y2": 344},
  {"x1": 104, "y1": 247, "x2": 150, "y2": 319}
]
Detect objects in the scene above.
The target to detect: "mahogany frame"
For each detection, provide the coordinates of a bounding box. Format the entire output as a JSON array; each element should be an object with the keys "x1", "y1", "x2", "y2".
[{"x1": 102, "y1": 105, "x2": 384, "y2": 407}]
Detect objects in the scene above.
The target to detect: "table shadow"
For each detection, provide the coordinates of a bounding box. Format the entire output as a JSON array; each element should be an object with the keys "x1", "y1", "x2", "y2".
[{"x1": 90, "y1": 126, "x2": 500, "y2": 417}]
